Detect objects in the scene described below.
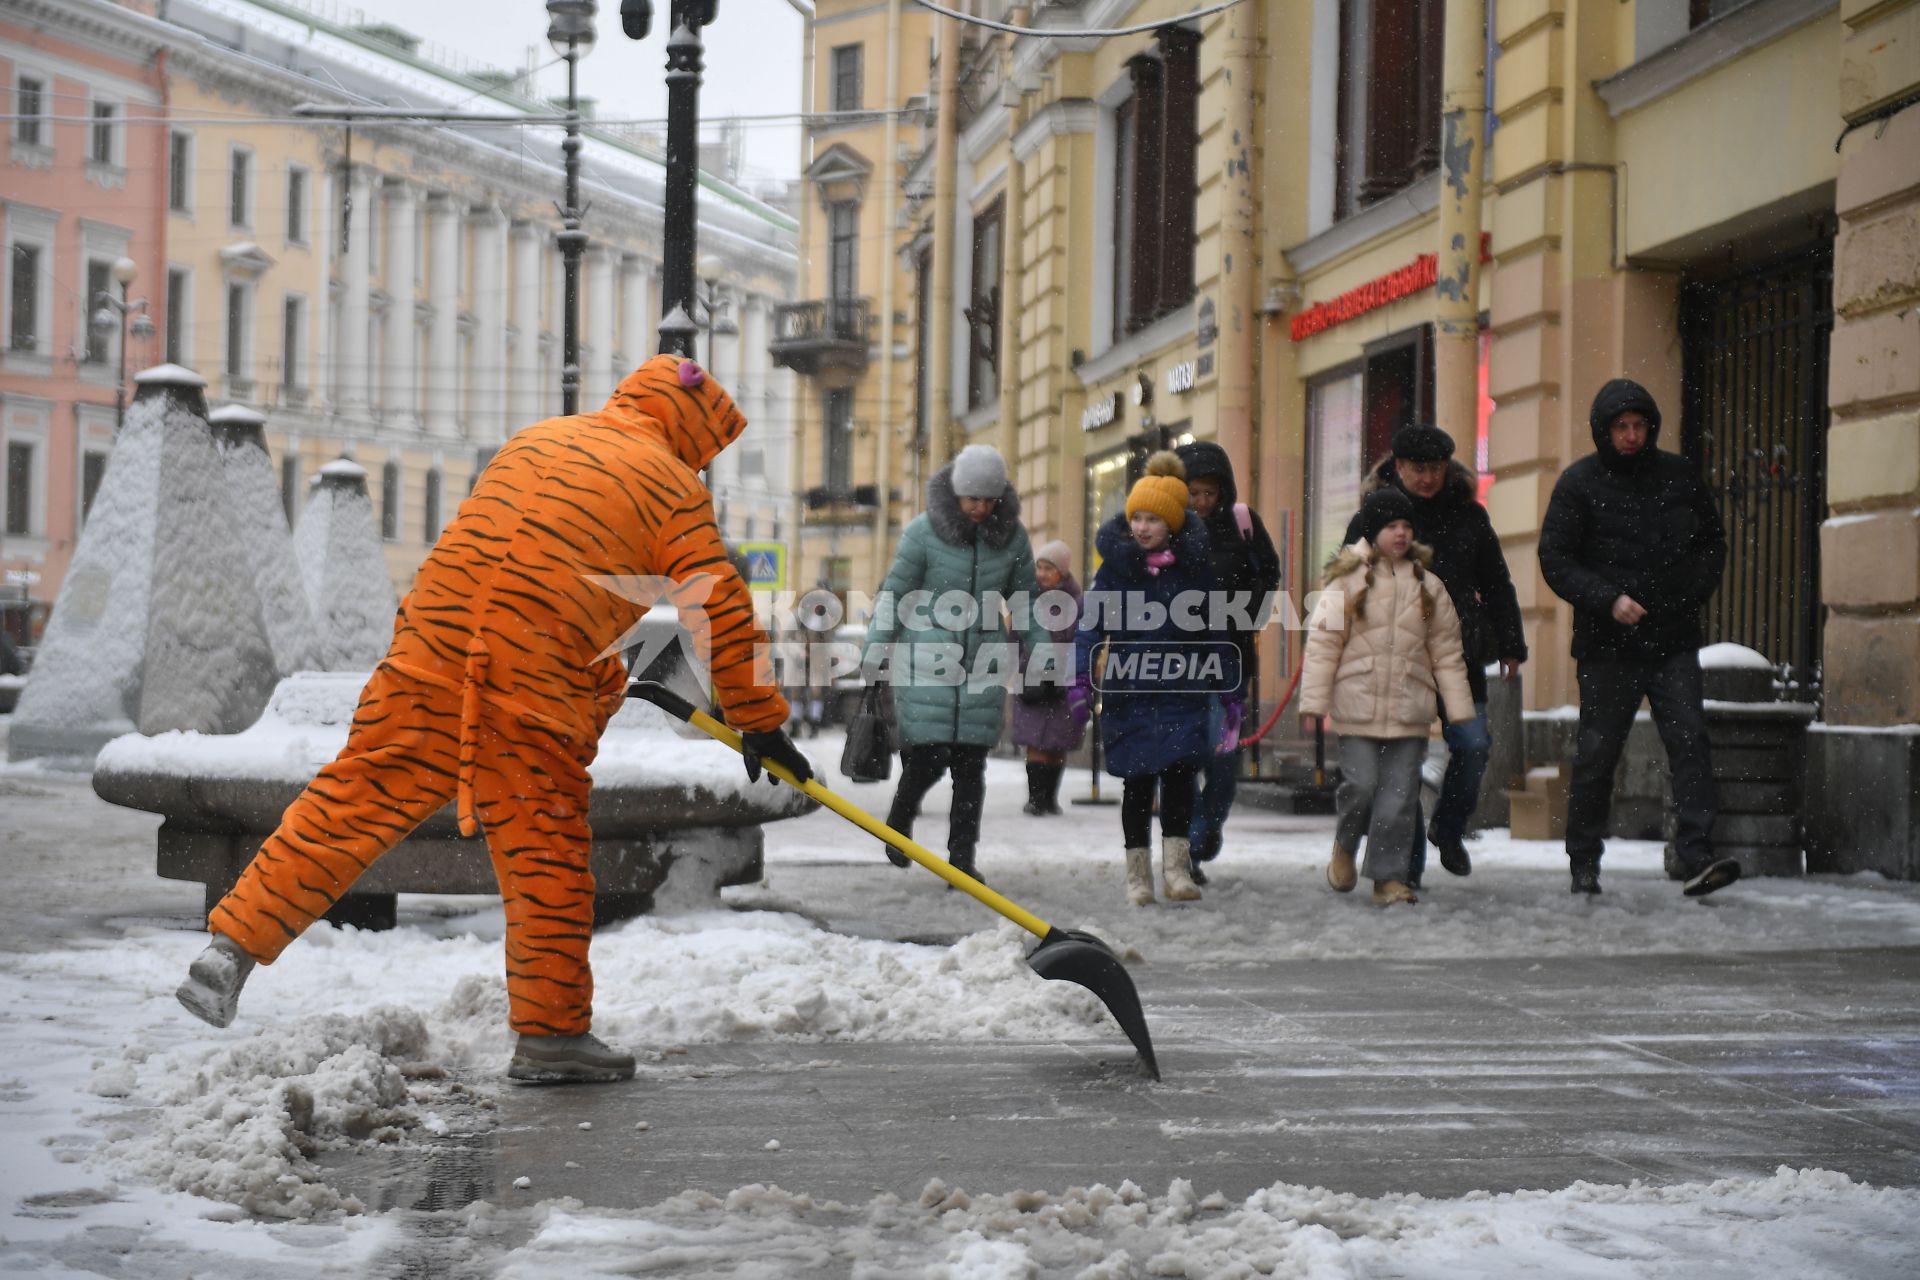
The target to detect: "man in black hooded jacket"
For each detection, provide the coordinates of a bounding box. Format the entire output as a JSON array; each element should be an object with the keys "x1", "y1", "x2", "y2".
[
  {"x1": 1539, "y1": 378, "x2": 1739, "y2": 898},
  {"x1": 1175, "y1": 440, "x2": 1282, "y2": 880},
  {"x1": 1342, "y1": 423, "x2": 1527, "y2": 884}
]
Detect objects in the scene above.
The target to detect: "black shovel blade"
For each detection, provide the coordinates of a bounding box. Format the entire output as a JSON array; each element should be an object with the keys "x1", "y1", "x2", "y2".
[{"x1": 1026, "y1": 927, "x2": 1160, "y2": 1081}]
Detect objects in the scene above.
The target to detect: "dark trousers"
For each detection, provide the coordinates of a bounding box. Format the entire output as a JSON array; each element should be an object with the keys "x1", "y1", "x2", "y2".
[
  {"x1": 888, "y1": 744, "x2": 989, "y2": 858},
  {"x1": 1121, "y1": 763, "x2": 1200, "y2": 848},
  {"x1": 1567, "y1": 652, "x2": 1717, "y2": 871},
  {"x1": 1408, "y1": 701, "x2": 1493, "y2": 882}
]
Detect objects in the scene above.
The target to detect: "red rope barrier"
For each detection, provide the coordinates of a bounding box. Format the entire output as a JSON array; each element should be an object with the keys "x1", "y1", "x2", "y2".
[{"x1": 1238, "y1": 652, "x2": 1308, "y2": 749}]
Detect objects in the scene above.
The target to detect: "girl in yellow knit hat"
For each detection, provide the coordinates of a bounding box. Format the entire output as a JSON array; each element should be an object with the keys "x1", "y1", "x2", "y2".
[{"x1": 1070, "y1": 452, "x2": 1226, "y2": 906}]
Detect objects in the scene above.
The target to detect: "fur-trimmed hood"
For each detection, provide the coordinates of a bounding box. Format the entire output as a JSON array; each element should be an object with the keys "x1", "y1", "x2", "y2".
[
  {"x1": 1323, "y1": 537, "x2": 1435, "y2": 586},
  {"x1": 1361, "y1": 455, "x2": 1480, "y2": 506},
  {"x1": 927, "y1": 462, "x2": 1023, "y2": 549}
]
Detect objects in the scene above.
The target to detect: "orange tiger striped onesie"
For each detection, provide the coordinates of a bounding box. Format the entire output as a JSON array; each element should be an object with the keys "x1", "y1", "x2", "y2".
[{"x1": 208, "y1": 354, "x2": 789, "y2": 1036}]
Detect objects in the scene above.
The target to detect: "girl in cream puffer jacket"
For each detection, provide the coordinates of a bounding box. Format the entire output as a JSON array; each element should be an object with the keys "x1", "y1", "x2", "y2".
[{"x1": 1301, "y1": 488, "x2": 1475, "y2": 906}]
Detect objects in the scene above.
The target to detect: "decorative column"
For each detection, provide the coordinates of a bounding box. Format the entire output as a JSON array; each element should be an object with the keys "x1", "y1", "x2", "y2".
[
  {"x1": 584, "y1": 245, "x2": 616, "y2": 406},
  {"x1": 425, "y1": 193, "x2": 462, "y2": 438},
  {"x1": 620, "y1": 254, "x2": 651, "y2": 382},
  {"x1": 383, "y1": 180, "x2": 419, "y2": 431},
  {"x1": 338, "y1": 163, "x2": 373, "y2": 416},
  {"x1": 510, "y1": 221, "x2": 545, "y2": 425},
  {"x1": 470, "y1": 203, "x2": 509, "y2": 444}
]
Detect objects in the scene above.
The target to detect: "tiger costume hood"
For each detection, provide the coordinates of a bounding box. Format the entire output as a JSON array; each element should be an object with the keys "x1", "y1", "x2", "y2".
[{"x1": 603, "y1": 353, "x2": 749, "y2": 471}]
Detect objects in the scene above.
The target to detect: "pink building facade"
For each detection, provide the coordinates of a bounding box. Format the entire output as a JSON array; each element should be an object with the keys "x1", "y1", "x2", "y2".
[{"x1": 1, "y1": 0, "x2": 167, "y2": 648}]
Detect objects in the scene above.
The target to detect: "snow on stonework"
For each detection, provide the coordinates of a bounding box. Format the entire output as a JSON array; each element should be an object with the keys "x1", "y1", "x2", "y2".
[
  {"x1": 209, "y1": 405, "x2": 314, "y2": 676},
  {"x1": 293, "y1": 459, "x2": 397, "y2": 670},
  {"x1": 8, "y1": 366, "x2": 281, "y2": 762},
  {"x1": 1698, "y1": 642, "x2": 1774, "y2": 670}
]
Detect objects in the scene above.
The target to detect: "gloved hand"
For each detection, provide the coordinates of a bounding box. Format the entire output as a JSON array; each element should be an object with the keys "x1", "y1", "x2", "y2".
[
  {"x1": 1067, "y1": 678, "x2": 1093, "y2": 726},
  {"x1": 1216, "y1": 695, "x2": 1245, "y2": 754},
  {"x1": 741, "y1": 728, "x2": 815, "y2": 787}
]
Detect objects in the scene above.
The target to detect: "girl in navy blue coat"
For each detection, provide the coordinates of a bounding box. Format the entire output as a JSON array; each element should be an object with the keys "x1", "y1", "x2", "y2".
[{"x1": 1072, "y1": 452, "x2": 1221, "y2": 906}]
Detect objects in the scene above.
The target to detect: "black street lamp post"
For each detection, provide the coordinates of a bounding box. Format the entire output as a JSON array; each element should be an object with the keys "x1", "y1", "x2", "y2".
[
  {"x1": 650, "y1": 1, "x2": 715, "y2": 358},
  {"x1": 90, "y1": 256, "x2": 152, "y2": 433},
  {"x1": 547, "y1": 0, "x2": 598, "y2": 416}
]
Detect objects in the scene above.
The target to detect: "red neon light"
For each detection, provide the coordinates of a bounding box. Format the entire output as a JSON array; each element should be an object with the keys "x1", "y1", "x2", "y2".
[{"x1": 1289, "y1": 233, "x2": 1493, "y2": 343}]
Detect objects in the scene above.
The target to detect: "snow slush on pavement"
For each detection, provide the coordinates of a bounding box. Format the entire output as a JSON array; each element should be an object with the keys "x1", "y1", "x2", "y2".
[{"x1": 630, "y1": 680, "x2": 1162, "y2": 1079}]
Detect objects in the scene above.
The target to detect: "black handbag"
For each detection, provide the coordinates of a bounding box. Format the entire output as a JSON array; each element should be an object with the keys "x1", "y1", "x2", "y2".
[{"x1": 839, "y1": 685, "x2": 895, "y2": 783}]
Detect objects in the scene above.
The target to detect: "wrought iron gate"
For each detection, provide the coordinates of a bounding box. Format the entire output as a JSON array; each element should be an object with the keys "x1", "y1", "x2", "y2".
[{"x1": 1681, "y1": 244, "x2": 1833, "y2": 699}]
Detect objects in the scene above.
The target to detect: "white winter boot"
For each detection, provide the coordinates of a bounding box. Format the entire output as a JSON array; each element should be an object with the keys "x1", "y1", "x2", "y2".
[
  {"x1": 175, "y1": 933, "x2": 256, "y2": 1028},
  {"x1": 1162, "y1": 836, "x2": 1203, "y2": 901},
  {"x1": 1124, "y1": 847, "x2": 1155, "y2": 906}
]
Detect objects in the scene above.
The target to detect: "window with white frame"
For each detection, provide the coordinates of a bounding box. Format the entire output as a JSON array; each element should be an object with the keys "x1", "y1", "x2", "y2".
[
  {"x1": 169, "y1": 132, "x2": 192, "y2": 213},
  {"x1": 381, "y1": 459, "x2": 401, "y2": 542},
  {"x1": 229, "y1": 148, "x2": 252, "y2": 229},
  {"x1": 4, "y1": 438, "x2": 35, "y2": 536},
  {"x1": 13, "y1": 74, "x2": 45, "y2": 147},
  {"x1": 84, "y1": 259, "x2": 114, "y2": 365},
  {"x1": 1336, "y1": 0, "x2": 1443, "y2": 218},
  {"x1": 282, "y1": 294, "x2": 305, "y2": 393},
  {"x1": 1111, "y1": 28, "x2": 1200, "y2": 339},
  {"x1": 422, "y1": 466, "x2": 443, "y2": 541},
  {"x1": 165, "y1": 266, "x2": 190, "y2": 366},
  {"x1": 89, "y1": 101, "x2": 118, "y2": 168},
  {"x1": 225, "y1": 280, "x2": 252, "y2": 386},
  {"x1": 7, "y1": 233, "x2": 49, "y2": 356},
  {"x1": 287, "y1": 165, "x2": 308, "y2": 246},
  {"x1": 966, "y1": 199, "x2": 1002, "y2": 411},
  {"x1": 80, "y1": 448, "x2": 108, "y2": 528},
  {"x1": 832, "y1": 44, "x2": 863, "y2": 113},
  {"x1": 823, "y1": 387, "x2": 853, "y2": 494}
]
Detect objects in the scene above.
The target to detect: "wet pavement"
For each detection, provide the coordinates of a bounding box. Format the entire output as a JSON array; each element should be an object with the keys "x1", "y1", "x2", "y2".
[{"x1": 338, "y1": 945, "x2": 1920, "y2": 1213}]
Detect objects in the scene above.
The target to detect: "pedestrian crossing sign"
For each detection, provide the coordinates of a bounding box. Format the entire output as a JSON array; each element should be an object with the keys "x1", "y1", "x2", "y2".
[{"x1": 738, "y1": 542, "x2": 786, "y2": 590}]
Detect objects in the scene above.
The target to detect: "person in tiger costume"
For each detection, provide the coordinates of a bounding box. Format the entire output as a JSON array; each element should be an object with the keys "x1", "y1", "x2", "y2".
[{"x1": 175, "y1": 353, "x2": 814, "y2": 1084}]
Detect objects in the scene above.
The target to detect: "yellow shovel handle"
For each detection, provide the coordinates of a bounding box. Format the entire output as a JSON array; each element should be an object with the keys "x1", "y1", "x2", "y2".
[{"x1": 638, "y1": 684, "x2": 1055, "y2": 940}]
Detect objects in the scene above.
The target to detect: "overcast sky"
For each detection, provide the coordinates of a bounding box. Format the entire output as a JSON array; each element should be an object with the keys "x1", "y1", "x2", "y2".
[{"x1": 367, "y1": 0, "x2": 808, "y2": 188}]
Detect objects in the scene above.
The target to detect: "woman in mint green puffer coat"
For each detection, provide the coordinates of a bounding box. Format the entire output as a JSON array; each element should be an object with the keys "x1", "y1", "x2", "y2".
[{"x1": 864, "y1": 444, "x2": 1048, "y2": 881}]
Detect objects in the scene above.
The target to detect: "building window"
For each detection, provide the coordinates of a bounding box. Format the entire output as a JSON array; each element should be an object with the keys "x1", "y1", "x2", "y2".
[
  {"x1": 287, "y1": 166, "x2": 308, "y2": 245},
  {"x1": 1360, "y1": 324, "x2": 1434, "y2": 466},
  {"x1": 168, "y1": 132, "x2": 192, "y2": 212},
  {"x1": 90, "y1": 102, "x2": 117, "y2": 166},
  {"x1": 81, "y1": 450, "x2": 108, "y2": 527},
  {"x1": 914, "y1": 245, "x2": 933, "y2": 447},
  {"x1": 229, "y1": 149, "x2": 251, "y2": 228},
  {"x1": 824, "y1": 387, "x2": 853, "y2": 494},
  {"x1": 84, "y1": 260, "x2": 113, "y2": 365},
  {"x1": 281, "y1": 452, "x2": 300, "y2": 527},
  {"x1": 14, "y1": 76, "x2": 44, "y2": 147},
  {"x1": 832, "y1": 44, "x2": 863, "y2": 113},
  {"x1": 1113, "y1": 28, "x2": 1199, "y2": 337},
  {"x1": 381, "y1": 460, "x2": 401, "y2": 541},
  {"x1": 828, "y1": 201, "x2": 858, "y2": 301},
  {"x1": 4, "y1": 441, "x2": 32, "y2": 536},
  {"x1": 165, "y1": 267, "x2": 189, "y2": 365},
  {"x1": 282, "y1": 295, "x2": 304, "y2": 392},
  {"x1": 423, "y1": 467, "x2": 443, "y2": 540},
  {"x1": 1307, "y1": 369, "x2": 1365, "y2": 577},
  {"x1": 966, "y1": 199, "x2": 1002, "y2": 411},
  {"x1": 225, "y1": 282, "x2": 250, "y2": 384},
  {"x1": 9, "y1": 243, "x2": 40, "y2": 351},
  {"x1": 1336, "y1": 0, "x2": 1444, "y2": 218}
]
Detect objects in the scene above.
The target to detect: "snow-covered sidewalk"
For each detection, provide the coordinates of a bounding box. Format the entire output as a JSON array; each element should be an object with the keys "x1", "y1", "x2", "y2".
[{"x1": 2, "y1": 739, "x2": 1918, "y2": 1277}]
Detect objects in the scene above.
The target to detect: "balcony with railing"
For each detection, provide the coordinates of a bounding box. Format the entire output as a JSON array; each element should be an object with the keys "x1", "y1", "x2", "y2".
[{"x1": 769, "y1": 298, "x2": 871, "y2": 376}]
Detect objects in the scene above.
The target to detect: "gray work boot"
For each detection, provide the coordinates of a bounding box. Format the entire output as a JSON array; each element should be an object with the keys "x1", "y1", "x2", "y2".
[
  {"x1": 508, "y1": 1031, "x2": 637, "y2": 1085},
  {"x1": 176, "y1": 933, "x2": 257, "y2": 1028}
]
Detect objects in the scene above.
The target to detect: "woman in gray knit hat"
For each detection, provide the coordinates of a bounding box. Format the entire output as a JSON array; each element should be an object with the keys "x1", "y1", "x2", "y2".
[{"x1": 863, "y1": 444, "x2": 1050, "y2": 881}]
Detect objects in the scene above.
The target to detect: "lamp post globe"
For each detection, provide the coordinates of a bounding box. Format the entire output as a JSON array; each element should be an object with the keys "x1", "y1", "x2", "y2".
[
  {"x1": 110, "y1": 257, "x2": 138, "y2": 288},
  {"x1": 546, "y1": 0, "x2": 598, "y2": 57}
]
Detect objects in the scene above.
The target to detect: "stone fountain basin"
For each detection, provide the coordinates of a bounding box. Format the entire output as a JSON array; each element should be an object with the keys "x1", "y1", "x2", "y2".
[{"x1": 93, "y1": 671, "x2": 816, "y2": 923}]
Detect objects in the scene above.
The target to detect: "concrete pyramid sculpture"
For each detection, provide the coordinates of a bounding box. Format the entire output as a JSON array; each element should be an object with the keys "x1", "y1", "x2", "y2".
[
  {"x1": 209, "y1": 404, "x2": 314, "y2": 677},
  {"x1": 9, "y1": 366, "x2": 281, "y2": 761},
  {"x1": 294, "y1": 458, "x2": 397, "y2": 670}
]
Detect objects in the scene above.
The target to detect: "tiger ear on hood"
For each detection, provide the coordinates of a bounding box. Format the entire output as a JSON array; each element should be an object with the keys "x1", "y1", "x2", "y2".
[{"x1": 606, "y1": 353, "x2": 749, "y2": 471}]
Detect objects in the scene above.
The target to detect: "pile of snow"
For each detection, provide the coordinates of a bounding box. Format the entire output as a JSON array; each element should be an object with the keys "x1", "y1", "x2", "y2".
[{"x1": 494, "y1": 1168, "x2": 1920, "y2": 1277}]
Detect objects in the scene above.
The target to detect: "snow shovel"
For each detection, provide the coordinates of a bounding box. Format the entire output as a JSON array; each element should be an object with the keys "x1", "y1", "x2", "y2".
[{"x1": 628, "y1": 680, "x2": 1161, "y2": 1080}]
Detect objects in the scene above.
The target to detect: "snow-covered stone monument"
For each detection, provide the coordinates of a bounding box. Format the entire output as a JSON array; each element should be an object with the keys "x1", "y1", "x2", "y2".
[
  {"x1": 9, "y1": 366, "x2": 281, "y2": 762},
  {"x1": 294, "y1": 458, "x2": 396, "y2": 670},
  {"x1": 208, "y1": 404, "x2": 313, "y2": 677}
]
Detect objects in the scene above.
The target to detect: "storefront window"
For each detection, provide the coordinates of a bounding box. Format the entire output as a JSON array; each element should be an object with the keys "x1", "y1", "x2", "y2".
[{"x1": 1307, "y1": 370, "x2": 1365, "y2": 576}]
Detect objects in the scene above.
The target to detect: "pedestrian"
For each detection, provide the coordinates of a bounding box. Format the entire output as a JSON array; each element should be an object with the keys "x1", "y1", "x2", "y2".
[
  {"x1": 1302, "y1": 487, "x2": 1475, "y2": 907},
  {"x1": 1175, "y1": 441, "x2": 1282, "y2": 882},
  {"x1": 865, "y1": 444, "x2": 1047, "y2": 883},
  {"x1": 174, "y1": 355, "x2": 814, "y2": 1083},
  {"x1": 1539, "y1": 379, "x2": 1740, "y2": 898},
  {"x1": 1342, "y1": 423, "x2": 1527, "y2": 885},
  {"x1": 1010, "y1": 539, "x2": 1085, "y2": 816},
  {"x1": 1071, "y1": 451, "x2": 1218, "y2": 906}
]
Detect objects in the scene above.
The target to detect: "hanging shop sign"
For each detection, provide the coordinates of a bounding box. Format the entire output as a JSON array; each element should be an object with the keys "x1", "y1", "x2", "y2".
[
  {"x1": 1289, "y1": 233, "x2": 1492, "y2": 342},
  {"x1": 1081, "y1": 393, "x2": 1122, "y2": 432}
]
